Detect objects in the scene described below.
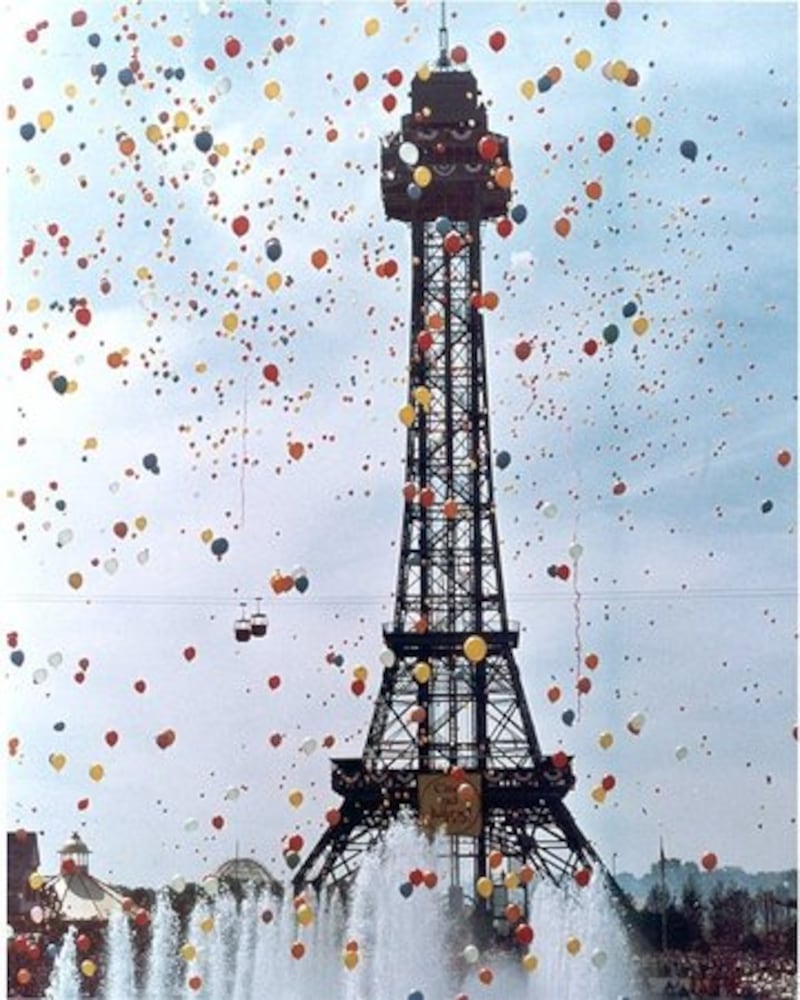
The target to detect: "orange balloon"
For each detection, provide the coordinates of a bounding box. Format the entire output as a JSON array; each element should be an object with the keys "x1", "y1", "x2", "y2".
[
  {"x1": 554, "y1": 217, "x2": 571, "y2": 238},
  {"x1": 585, "y1": 180, "x2": 603, "y2": 200},
  {"x1": 310, "y1": 248, "x2": 329, "y2": 270}
]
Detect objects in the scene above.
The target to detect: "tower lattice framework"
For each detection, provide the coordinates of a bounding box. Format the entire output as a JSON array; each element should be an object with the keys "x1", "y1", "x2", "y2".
[{"x1": 294, "y1": 49, "x2": 607, "y2": 916}]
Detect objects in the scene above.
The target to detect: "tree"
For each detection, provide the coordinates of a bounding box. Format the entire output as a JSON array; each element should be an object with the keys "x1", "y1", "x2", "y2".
[
  {"x1": 679, "y1": 875, "x2": 705, "y2": 948},
  {"x1": 708, "y1": 884, "x2": 756, "y2": 945}
]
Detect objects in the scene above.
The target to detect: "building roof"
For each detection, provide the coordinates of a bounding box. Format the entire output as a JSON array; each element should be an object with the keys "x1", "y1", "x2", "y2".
[
  {"x1": 214, "y1": 857, "x2": 282, "y2": 893},
  {"x1": 45, "y1": 869, "x2": 130, "y2": 924}
]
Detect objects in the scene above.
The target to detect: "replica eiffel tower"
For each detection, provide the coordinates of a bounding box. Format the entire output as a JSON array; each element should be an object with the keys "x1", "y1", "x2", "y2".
[{"x1": 293, "y1": 15, "x2": 607, "y2": 917}]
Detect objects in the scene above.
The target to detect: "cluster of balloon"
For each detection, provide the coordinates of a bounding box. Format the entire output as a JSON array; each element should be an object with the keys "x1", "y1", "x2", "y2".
[
  {"x1": 342, "y1": 938, "x2": 360, "y2": 970},
  {"x1": 350, "y1": 663, "x2": 368, "y2": 697},
  {"x1": 547, "y1": 562, "x2": 571, "y2": 581},
  {"x1": 283, "y1": 832, "x2": 304, "y2": 868},
  {"x1": 269, "y1": 566, "x2": 309, "y2": 594}
]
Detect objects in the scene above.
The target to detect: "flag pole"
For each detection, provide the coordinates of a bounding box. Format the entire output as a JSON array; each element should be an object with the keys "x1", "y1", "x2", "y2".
[{"x1": 659, "y1": 836, "x2": 668, "y2": 953}]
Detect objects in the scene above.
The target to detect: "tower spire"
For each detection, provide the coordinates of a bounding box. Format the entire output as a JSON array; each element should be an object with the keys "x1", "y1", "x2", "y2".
[{"x1": 438, "y1": 1, "x2": 450, "y2": 68}]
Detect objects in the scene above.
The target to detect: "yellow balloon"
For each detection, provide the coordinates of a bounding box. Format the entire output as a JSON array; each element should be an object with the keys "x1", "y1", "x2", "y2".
[
  {"x1": 200, "y1": 528, "x2": 214, "y2": 544},
  {"x1": 476, "y1": 876, "x2": 494, "y2": 900},
  {"x1": 28, "y1": 872, "x2": 45, "y2": 891},
  {"x1": 634, "y1": 115, "x2": 652, "y2": 138},
  {"x1": 64, "y1": 83, "x2": 78, "y2": 99},
  {"x1": 222, "y1": 312, "x2": 239, "y2": 333},
  {"x1": 146, "y1": 124, "x2": 163, "y2": 143},
  {"x1": 288, "y1": 789, "x2": 304, "y2": 808},
  {"x1": 342, "y1": 950, "x2": 359, "y2": 970},
  {"x1": 296, "y1": 904, "x2": 314, "y2": 926},
  {"x1": 598, "y1": 731, "x2": 614, "y2": 750},
  {"x1": 591, "y1": 785, "x2": 606, "y2": 804},
  {"x1": 611, "y1": 59, "x2": 629, "y2": 81},
  {"x1": 520, "y1": 79, "x2": 535, "y2": 100},
  {"x1": 49, "y1": 753, "x2": 67, "y2": 772},
  {"x1": 89, "y1": 763, "x2": 105, "y2": 782},
  {"x1": 398, "y1": 403, "x2": 416, "y2": 428},
  {"x1": 180, "y1": 943, "x2": 197, "y2": 962},
  {"x1": 200, "y1": 916, "x2": 215, "y2": 934},
  {"x1": 464, "y1": 635, "x2": 488, "y2": 663},
  {"x1": 26, "y1": 297, "x2": 40, "y2": 312},
  {"x1": 353, "y1": 665, "x2": 368, "y2": 682},
  {"x1": 80, "y1": 960, "x2": 97, "y2": 978},
  {"x1": 364, "y1": 17, "x2": 380, "y2": 37},
  {"x1": 521, "y1": 953, "x2": 539, "y2": 972},
  {"x1": 566, "y1": 936, "x2": 582, "y2": 956},
  {"x1": 632, "y1": 316, "x2": 649, "y2": 336},
  {"x1": 412, "y1": 165, "x2": 432, "y2": 189},
  {"x1": 412, "y1": 661, "x2": 432, "y2": 684},
  {"x1": 263, "y1": 81, "x2": 281, "y2": 100},
  {"x1": 134, "y1": 515, "x2": 147, "y2": 531},
  {"x1": 215, "y1": 142, "x2": 230, "y2": 158},
  {"x1": 417, "y1": 64, "x2": 432, "y2": 82},
  {"x1": 38, "y1": 110, "x2": 54, "y2": 131},
  {"x1": 266, "y1": 271, "x2": 283, "y2": 292},
  {"x1": 174, "y1": 110, "x2": 190, "y2": 130},
  {"x1": 573, "y1": 49, "x2": 592, "y2": 71},
  {"x1": 413, "y1": 385, "x2": 432, "y2": 410},
  {"x1": 504, "y1": 871, "x2": 520, "y2": 891},
  {"x1": 67, "y1": 572, "x2": 83, "y2": 591}
]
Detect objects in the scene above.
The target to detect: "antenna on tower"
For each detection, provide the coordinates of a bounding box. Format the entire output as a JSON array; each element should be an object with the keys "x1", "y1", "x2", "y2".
[{"x1": 437, "y1": 1, "x2": 450, "y2": 68}]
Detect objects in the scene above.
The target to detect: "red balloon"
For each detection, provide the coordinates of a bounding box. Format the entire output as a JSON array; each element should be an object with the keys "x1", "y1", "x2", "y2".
[
  {"x1": 385, "y1": 68, "x2": 403, "y2": 87},
  {"x1": 224, "y1": 36, "x2": 242, "y2": 57},
  {"x1": 598, "y1": 131, "x2": 615, "y2": 153},
  {"x1": 574, "y1": 867, "x2": 592, "y2": 887},
  {"x1": 382, "y1": 94, "x2": 397, "y2": 113},
  {"x1": 601, "y1": 773, "x2": 616, "y2": 791},
  {"x1": 450, "y1": 45, "x2": 468, "y2": 64},
  {"x1": 701, "y1": 851, "x2": 718, "y2": 872},
  {"x1": 551, "y1": 750, "x2": 569, "y2": 769},
  {"x1": 488, "y1": 30, "x2": 506, "y2": 52},
  {"x1": 231, "y1": 215, "x2": 249, "y2": 238},
  {"x1": 263, "y1": 363, "x2": 280, "y2": 384},
  {"x1": 183, "y1": 646, "x2": 196, "y2": 662},
  {"x1": 605, "y1": 2, "x2": 621, "y2": 19},
  {"x1": 576, "y1": 676, "x2": 592, "y2": 695},
  {"x1": 583, "y1": 338, "x2": 599, "y2": 357},
  {"x1": 515, "y1": 923, "x2": 534, "y2": 945},
  {"x1": 514, "y1": 340, "x2": 533, "y2": 362},
  {"x1": 104, "y1": 730, "x2": 119, "y2": 747},
  {"x1": 496, "y1": 217, "x2": 513, "y2": 238},
  {"x1": 477, "y1": 135, "x2": 499, "y2": 161}
]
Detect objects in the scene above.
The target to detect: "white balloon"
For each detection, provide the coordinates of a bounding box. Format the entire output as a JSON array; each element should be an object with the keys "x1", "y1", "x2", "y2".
[
  {"x1": 170, "y1": 874, "x2": 187, "y2": 893},
  {"x1": 48, "y1": 652, "x2": 63, "y2": 667},
  {"x1": 463, "y1": 944, "x2": 479, "y2": 963},
  {"x1": 399, "y1": 141, "x2": 419, "y2": 165},
  {"x1": 568, "y1": 542, "x2": 584, "y2": 561},
  {"x1": 379, "y1": 649, "x2": 396, "y2": 668},
  {"x1": 137, "y1": 548, "x2": 150, "y2": 565},
  {"x1": 541, "y1": 502, "x2": 558, "y2": 519},
  {"x1": 104, "y1": 558, "x2": 119, "y2": 575},
  {"x1": 591, "y1": 948, "x2": 608, "y2": 968},
  {"x1": 223, "y1": 786, "x2": 240, "y2": 801},
  {"x1": 675, "y1": 745, "x2": 689, "y2": 761},
  {"x1": 184, "y1": 817, "x2": 199, "y2": 832},
  {"x1": 32, "y1": 668, "x2": 48, "y2": 685}
]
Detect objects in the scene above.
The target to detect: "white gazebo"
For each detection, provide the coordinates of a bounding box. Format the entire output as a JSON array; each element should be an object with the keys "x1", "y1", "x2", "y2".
[{"x1": 45, "y1": 832, "x2": 133, "y2": 924}]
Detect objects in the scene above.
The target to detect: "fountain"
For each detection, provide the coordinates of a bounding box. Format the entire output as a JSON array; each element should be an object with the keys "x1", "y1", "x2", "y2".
[{"x1": 45, "y1": 822, "x2": 641, "y2": 1000}]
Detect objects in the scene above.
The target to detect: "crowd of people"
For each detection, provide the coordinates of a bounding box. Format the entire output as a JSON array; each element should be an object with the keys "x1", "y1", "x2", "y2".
[{"x1": 645, "y1": 948, "x2": 797, "y2": 999}]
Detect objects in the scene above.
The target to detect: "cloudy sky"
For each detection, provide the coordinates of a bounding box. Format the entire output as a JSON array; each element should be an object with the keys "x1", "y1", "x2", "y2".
[{"x1": 4, "y1": 0, "x2": 797, "y2": 889}]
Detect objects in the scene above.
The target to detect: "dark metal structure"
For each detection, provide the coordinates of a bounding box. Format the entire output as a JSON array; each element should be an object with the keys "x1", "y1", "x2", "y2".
[{"x1": 294, "y1": 29, "x2": 606, "y2": 919}]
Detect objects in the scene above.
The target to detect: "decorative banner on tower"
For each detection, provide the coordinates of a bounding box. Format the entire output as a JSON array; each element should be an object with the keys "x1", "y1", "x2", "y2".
[{"x1": 418, "y1": 773, "x2": 483, "y2": 837}]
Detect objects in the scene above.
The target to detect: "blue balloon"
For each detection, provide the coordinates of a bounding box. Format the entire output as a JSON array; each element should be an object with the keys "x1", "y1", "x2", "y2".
[
  {"x1": 175, "y1": 68, "x2": 185, "y2": 81},
  {"x1": 622, "y1": 300, "x2": 637, "y2": 318},
  {"x1": 602, "y1": 323, "x2": 620, "y2": 344},
  {"x1": 52, "y1": 375, "x2": 68, "y2": 395},
  {"x1": 142, "y1": 453, "x2": 159, "y2": 473},
  {"x1": 210, "y1": 537, "x2": 229, "y2": 557},
  {"x1": 407, "y1": 183, "x2": 422, "y2": 201},
  {"x1": 87, "y1": 33, "x2": 101, "y2": 47},
  {"x1": 561, "y1": 708, "x2": 576, "y2": 727},
  {"x1": 435, "y1": 215, "x2": 452, "y2": 235},
  {"x1": 265, "y1": 238, "x2": 282, "y2": 261},
  {"x1": 408, "y1": 992, "x2": 425, "y2": 1000},
  {"x1": 20, "y1": 123, "x2": 36, "y2": 141},
  {"x1": 195, "y1": 131, "x2": 213, "y2": 153},
  {"x1": 399, "y1": 881, "x2": 413, "y2": 898},
  {"x1": 10, "y1": 650, "x2": 24, "y2": 667},
  {"x1": 538, "y1": 75, "x2": 552, "y2": 93},
  {"x1": 761, "y1": 499, "x2": 774, "y2": 514},
  {"x1": 510, "y1": 203, "x2": 528, "y2": 224},
  {"x1": 118, "y1": 67, "x2": 135, "y2": 87},
  {"x1": 680, "y1": 139, "x2": 698, "y2": 162},
  {"x1": 496, "y1": 450, "x2": 511, "y2": 470},
  {"x1": 91, "y1": 63, "x2": 107, "y2": 80}
]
